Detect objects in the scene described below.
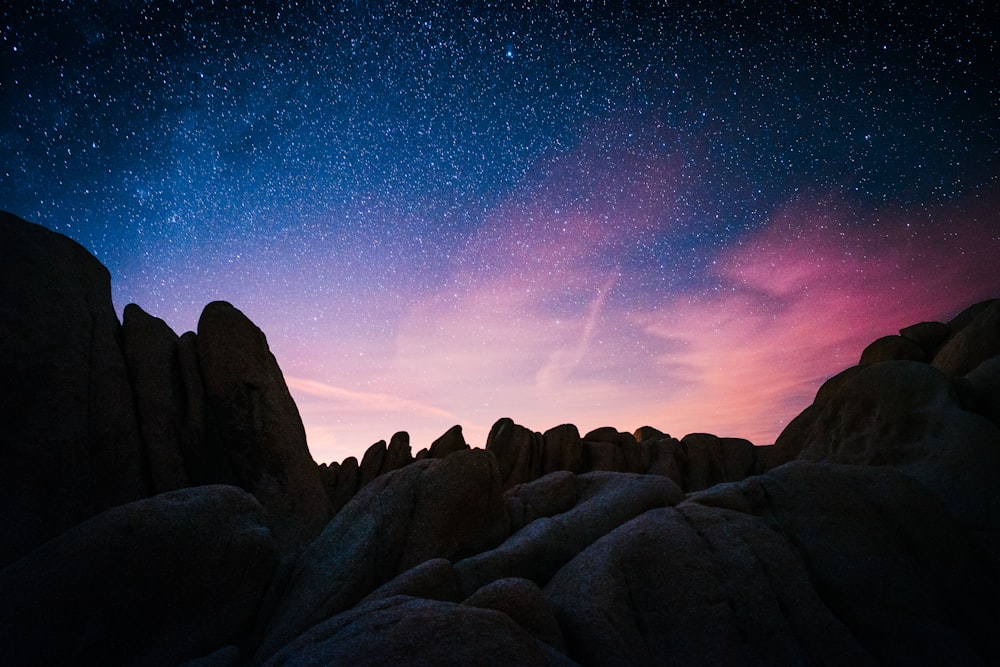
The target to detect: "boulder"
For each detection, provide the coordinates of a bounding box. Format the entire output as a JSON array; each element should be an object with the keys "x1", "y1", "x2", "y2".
[
  {"x1": 545, "y1": 461, "x2": 998, "y2": 666},
  {"x1": 581, "y1": 426, "x2": 621, "y2": 443},
  {"x1": 0, "y1": 485, "x2": 278, "y2": 666},
  {"x1": 487, "y1": 417, "x2": 546, "y2": 487},
  {"x1": 899, "y1": 320, "x2": 950, "y2": 351},
  {"x1": 678, "y1": 433, "x2": 757, "y2": 491},
  {"x1": 357, "y1": 440, "x2": 387, "y2": 488},
  {"x1": 965, "y1": 356, "x2": 1000, "y2": 429},
  {"x1": 196, "y1": 301, "x2": 330, "y2": 549},
  {"x1": 261, "y1": 595, "x2": 575, "y2": 667},
  {"x1": 428, "y1": 423, "x2": 470, "y2": 458},
  {"x1": 316, "y1": 461, "x2": 339, "y2": 504},
  {"x1": 541, "y1": 423, "x2": 584, "y2": 474},
  {"x1": 175, "y1": 331, "x2": 238, "y2": 486},
  {"x1": 645, "y1": 436, "x2": 685, "y2": 482},
  {"x1": 464, "y1": 577, "x2": 568, "y2": 653},
  {"x1": 858, "y1": 334, "x2": 926, "y2": 366},
  {"x1": 789, "y1": 361, "x2": 1000, "y2": 526},
  {"x1": 255, "y1": 449, "x2": 509, "y2": 661},
  {"x1": 360, "y1": 557, "x2": 463, "y2": 605},
  {"x1": 381, "y1": 431, "x2": 413, "y2": 474},
  {"x1": 0, "y1": 212, "x2": 146, "y2": 566},
  {"x1": 813, "y1": 365, "x2": 862, "y2": 403},
  {"x1": 944, "y1": 299, "x2": 997, "y2": 338},
  {"x1": 122, "y1": 303, "x2": 189, "y2": 493},
  {"x1": 581, "y1": 438, "x2": 617, "y2": 471},
  {"x1": 455, "y1": 471, "x2": 683, "y2": 596},
  {"x1": 933, "y1": 299, "x2": 1000, "y2": 377},
  {"x1": 505, "y1": 470, "x2": 579, "y2": 531},
  {"x1": 329, "y1": 456, "x2": 359, "y2": 513},
  {"x1": 633, "y1": 425, "x2": 668, "y2": 442}
]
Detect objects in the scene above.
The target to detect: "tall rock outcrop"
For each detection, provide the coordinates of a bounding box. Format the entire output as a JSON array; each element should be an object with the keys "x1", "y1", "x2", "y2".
[
  {"x1": 0, "y1": 212, "x2": 146, "y2": 566},
  {"x1": 122, "y1": 303, "x2": 189, "y2": 494},
  {"x1": 1, "y1": 212, "x2": 330, "y2": 563},
  {"x1": 196, "y1": 301, "x2": 331, "y2": 549}
]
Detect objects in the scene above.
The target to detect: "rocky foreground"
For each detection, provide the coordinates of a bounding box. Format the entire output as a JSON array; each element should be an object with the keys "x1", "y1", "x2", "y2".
[{"x1": 2, "y1": 210, "x2": 999, "y2": 665}]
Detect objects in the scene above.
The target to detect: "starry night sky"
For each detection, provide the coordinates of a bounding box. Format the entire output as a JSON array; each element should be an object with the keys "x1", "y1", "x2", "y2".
[{"x1": 3, "y1": 1, "x2": 999, "y2": 462}]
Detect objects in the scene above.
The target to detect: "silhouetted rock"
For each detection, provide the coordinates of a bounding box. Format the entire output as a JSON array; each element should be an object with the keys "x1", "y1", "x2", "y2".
[
  {"x1": 0, "y1": 485, "x2": 277, "y2": 666},
  {"x1": 464, "y1": 577, "x2": 568, "y2": 653},
  {"x1": 859, "y1": 334, "x2": 926, "y2": 366},
  {"x1": 256, "y1": 449, "x2": 509, "y2": 661},
  {"x1": 262, "y1": 595, "x2": 575, "y2": 667},
  {"x1": 0, "y1": 212, "x2": 146, "y2": 566},
  {"x1": 454, "y1": 471, "x2": 683, "y2": 596},
  {"x1": 122, "y1": 303, "x2": 189, "y2": 493},
  {"x1": 487, "y1": 417, "x2": 546, "y2": 487},
  {"x1": 196, "y1": 301, "x2": 330, "y2": 550},
  {"x1": 328, "y1": 455, "x2": 359, "y2": 513},
  {"x1": 360, "y1": 557, "x2": 463, "y2": 605},
  {"x1": 645, "y1": 435, "x2": 685, "y2": 481},
  {"x1": 428, "y1": 423, "x2": 470, "y2": 458},
  {"x1": 945, "y1": 298, "x2": 997, "y2": 338},
  {"x1": 548, "y1": 461, "x2": 998, "y2": 666},
  {"x1": 175, "y1": 331, "x2": 239, "y2": 486},
  {"x1": 633, "y1": 424, "x2": 669, "y2": 442},
  {"x1": 357, "y1": 439, "x2": 387, "y2": 488},
  {"x1": 542, "y1": 423, "x2": 584, "y2": 473},
  {"x1": 382, "y1": 430, "x2": 413, "y2": 474},
  {"x1": 813, "y1": 364, "x2": 862, "y2": 403},
  {"x1": 504, "y1": 470, "x2": 579, "y2": 531},
  {"x1": 899, "y1": 320, "x2": 950, "y2": 351},
  {"x1": 933, "y1": 299, "x2": 1000, "y2": 377},
  {"x1": 966, "y1": 356, "x2": 1000, "y2": 429},
  {"x1": 678, "y1": 433, "x2": 757, "y2": 491},
  {"x1": 582, "y1": 426, "x2": 621, "y2": 443},
  {"x1": 783, "y1": 360, "x2": 1000, "y2": 526}
]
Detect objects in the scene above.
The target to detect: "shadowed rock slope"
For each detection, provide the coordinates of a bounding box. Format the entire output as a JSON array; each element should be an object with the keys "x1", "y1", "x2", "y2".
[{"x1": 2, "y1": 211, "x2": 999, "y2": 665}]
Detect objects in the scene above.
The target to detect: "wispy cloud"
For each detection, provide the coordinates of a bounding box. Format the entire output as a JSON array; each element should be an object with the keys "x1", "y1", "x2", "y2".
[
  {"x1": 278, "y1": 134, "x2": 999, "y2": 463},
  {"x1": 286, "y1": 376, "x2": 458, "y2": 420},
  {"x1": 536, "y1": 272, "x2": 619, "y2": 389}
]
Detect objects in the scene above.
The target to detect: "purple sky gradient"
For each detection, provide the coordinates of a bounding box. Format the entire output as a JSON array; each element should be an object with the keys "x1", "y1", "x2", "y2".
[{"x1": 3, "y1": 2, "x2": 997, "y2": 463}]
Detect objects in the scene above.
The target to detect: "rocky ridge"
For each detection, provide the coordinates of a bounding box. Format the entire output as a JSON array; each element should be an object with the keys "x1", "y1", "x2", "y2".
[{"x1": 2, "y1": 211, "x2": 999, "y2": 665}]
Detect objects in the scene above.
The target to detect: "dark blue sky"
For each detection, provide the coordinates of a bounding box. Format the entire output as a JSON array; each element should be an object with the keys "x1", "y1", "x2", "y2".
[{"x1": 3, "y1": 1, "x2": 998, "y2": 461}]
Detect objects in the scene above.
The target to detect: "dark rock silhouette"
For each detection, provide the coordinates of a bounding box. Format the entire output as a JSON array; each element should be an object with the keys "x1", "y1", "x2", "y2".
[
  {"x1": 548, "y1": 461, "x2": 995, "y2": 665},
  {"x1": 0, "y1": 485, "x2": 277, "y2": 666},
  {"x1": 262, "y1": 595, "x2": 574, "y2": 667},
  {"x1": 429, "y1": 423, "x2": 470, "y2": 458},
  {"x1": 196, "y1": 300, "x2": 332, "y2": 550},
  {"x1": 122, "y1": 303, "x2": 189, "y2": 493},
  {"x1": 256, "y1": 448, "x2": 509, "y2": 660},
  {"x1": 2, "y1": 211, "x2": 999, "y2": 665},
  {"x1": 932, "y1": 299, "x2": 1000, "y2": 377},
  {"x1": 0, "y1": 212, "x2": 146, "y2": 566}
]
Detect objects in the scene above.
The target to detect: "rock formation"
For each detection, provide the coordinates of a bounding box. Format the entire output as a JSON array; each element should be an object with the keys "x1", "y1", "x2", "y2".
[
  {"x1": 2, "y1": 210, "x2": 999, "y2": 665},
  {"x1": 0, "y1": 213, "x2": 146, "y2": 566}
]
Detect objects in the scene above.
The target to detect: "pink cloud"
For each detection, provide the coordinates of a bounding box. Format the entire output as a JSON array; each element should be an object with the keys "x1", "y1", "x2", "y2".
[
  {"x1": 634, "y1": 190, "x2": 1000, "y2": 443},
  {"x1": 278, "y1": 119, "x2": 998, "y2": 463}
]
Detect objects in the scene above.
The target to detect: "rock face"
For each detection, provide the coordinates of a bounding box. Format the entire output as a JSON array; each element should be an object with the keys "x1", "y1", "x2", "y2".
[
  {"x1": 0, "y1": 212, "x2": 146, "y2": 566},
  {"x1": 0, "y1": 485, "x2": 278, "y2": 666},
  {"x1": 256, "y1": 448, "x2": 509, "y2": 660},
  {"x1": 122, "y1": 303, "x2": 189, "y2": 494},
  {"x1": 547, "y1": 462, "x2": 996, "y2": 666},
  {"x1": 2, "y1": 212, "x2": 999, "y2": 665},
  {"x1": 196, "y1": 300, "x2": 331, "y2": 549}
]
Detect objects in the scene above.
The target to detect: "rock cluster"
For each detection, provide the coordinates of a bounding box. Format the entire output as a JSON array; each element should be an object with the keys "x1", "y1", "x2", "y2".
[{"x1": 2, "y1": 211, "x2": 999, "y2": 665}]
